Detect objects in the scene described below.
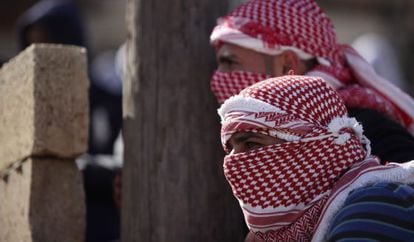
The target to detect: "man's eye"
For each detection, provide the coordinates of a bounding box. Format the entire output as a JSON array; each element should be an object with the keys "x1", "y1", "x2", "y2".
[
  {"x1": 218, "y1": 57, "x2": 238, "y2": 70},
  {"x1": 221, "y1": 59, "x2": 233, "y2": 65},
  {"x1": 226, "y1": 143, "x2": 233, "y2": 154},
  {"x1": 221, "y1": 60, "x2": 233, "y2": 68},
  {"x1": 245, "y1": 142, "x2": 262, "y2": 151}
]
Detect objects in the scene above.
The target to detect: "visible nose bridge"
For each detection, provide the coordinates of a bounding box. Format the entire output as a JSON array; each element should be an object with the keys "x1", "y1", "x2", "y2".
[
  {"x1": 217, "y1": 63, "x2": 230, "y2": 72},
  {"x1": 232, "y1": 143, "x2": 244, "y2": 154},
  {"x1": 228, "y1": 137, "x2": 244, "y2": 154}
]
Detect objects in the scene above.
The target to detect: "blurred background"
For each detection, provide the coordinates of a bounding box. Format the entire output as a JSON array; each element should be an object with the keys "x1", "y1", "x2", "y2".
[
  {"x1": 0, "y1": 1, "x2": 126, "y2": 242},
  {"x1": 319, "y1": 1, "x2": 414, "y2": 93},
  {"x1": 0, "y1": 0, "x2": 126, "y2": 62},
  {"x1": 3, "y1": 0, "x2": 413, "y2": 91},
  {"x1": 1, "y1": 0, "x2": 414, "y2": 242}
]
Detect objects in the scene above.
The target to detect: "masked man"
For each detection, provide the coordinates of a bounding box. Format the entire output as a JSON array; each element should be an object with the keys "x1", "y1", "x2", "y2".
[
  {"x1": 218, "y1": 75, "x2": 414, "y2": 241},
  {"x1": 210, "y1": 0, "x2": 414, "y2": 162}
]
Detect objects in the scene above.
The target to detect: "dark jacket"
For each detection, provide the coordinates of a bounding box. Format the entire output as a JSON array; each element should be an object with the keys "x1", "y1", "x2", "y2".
[
  {"x1": 16, "y1": 0, "x2": 86, "y2": 50},
  {"x1": 349, "y1": 108, "x2": 414, "y2": 163}
]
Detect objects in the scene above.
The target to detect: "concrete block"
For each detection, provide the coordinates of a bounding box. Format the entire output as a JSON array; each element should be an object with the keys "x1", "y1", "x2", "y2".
[
  {"x1": 0, "y1": 158, "x2": 85, "y2": 242},
  {"x1": 0, "y1": 44, "x2": 89, "y2": 171}
]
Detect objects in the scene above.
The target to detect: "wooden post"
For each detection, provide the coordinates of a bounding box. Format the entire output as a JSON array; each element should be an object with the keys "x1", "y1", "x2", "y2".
[{"x1": 122, "y1": 0, "x2": 246, "y2": 241}]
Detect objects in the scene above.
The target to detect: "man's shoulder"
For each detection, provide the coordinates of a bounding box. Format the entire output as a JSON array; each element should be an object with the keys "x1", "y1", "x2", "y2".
[
  {"x1": 346, "y1": 182, "x2": 414, "y2": 205},
  {"x1": 349, "y1": 107, "x2": 414, "y2": 162},
  {"x1": 326, "y1": 182, "x2": 414, "y2": 242}
]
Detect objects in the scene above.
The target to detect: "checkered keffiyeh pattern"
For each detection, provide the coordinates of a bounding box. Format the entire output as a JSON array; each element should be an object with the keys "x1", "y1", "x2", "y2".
[
  {"x1": 338, "y1": 85, "x2": 403, "y2": 123},
  {"x1": 211, "y1": 0, "x2": 414, "y2": 133},
  {"x1": 210, "y1": 0, "x2": 349, "y2": 80},
  {"x1": 219, "y1": 75, "x2": 367, "y2": 240},
  {"x1": 211, "y1": 70, "x2": 271, "y2": 104},
  {"x1": 220, "y1": 75, "x2": 349, "y2": 145}
]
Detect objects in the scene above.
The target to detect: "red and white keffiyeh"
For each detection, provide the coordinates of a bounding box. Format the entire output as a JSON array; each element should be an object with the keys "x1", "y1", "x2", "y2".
[
  {"x1": 211, "y1": 70, "x2": 271, "y2": 104},
  {"x1": 219, "y1": 75, "x2": 414, "y2": 241},
  {"x1": 219, "y1": 75, "x2": 369, "y2": 240},
  {"x1": 210, "y1": 0, "x2": 414, "y2": 133}
]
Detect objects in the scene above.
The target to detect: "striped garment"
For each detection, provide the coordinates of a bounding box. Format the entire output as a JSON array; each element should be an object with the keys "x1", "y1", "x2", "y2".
[{"x1": 326, "y1": 182, "x2": 414, "y2": 242}]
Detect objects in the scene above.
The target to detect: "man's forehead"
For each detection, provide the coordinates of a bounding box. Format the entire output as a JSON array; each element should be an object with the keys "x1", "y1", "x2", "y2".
[
  {"x1": 217, "y1": 43, "x2": 237, "y2": 55},
  {"x1": 217, "y1": 43, "x2": 266, "y2": 59},
  {"x1": 217, "y1": 43, "x2": 247, "y2": 54},
  {"x1": 217, "y1": 45, "x2": 233, "y2": 57}
]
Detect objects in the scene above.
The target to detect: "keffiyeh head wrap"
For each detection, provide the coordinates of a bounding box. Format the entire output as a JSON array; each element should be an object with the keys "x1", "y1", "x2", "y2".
[
  {"x1": 211, "y1": 0, "x2": 337, "y2": 70},
  {"x1": 219, "y1": 75, "x2": 370, "y2": 241},
  {"x1": 211, "y1": 0, "x2": 414, "y2": 133}
]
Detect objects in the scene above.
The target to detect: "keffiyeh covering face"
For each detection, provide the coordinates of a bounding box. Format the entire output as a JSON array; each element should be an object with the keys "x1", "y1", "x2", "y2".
[
  {"x1": 210, "y1": 0, "x2": 414, "y2": 133},
  {"x1": 218, "y1": 75, "x2": 369, "y2": 241},
  {"x1": 211, "y1": 70, "x2": 272, "y2": 104}
]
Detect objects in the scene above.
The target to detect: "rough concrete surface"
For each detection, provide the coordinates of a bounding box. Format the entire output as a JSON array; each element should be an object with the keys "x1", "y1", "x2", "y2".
[
  {"x1": 0, "y1": 159, "x2": 32, "y2": 242},
  {"x1": 0, "y1": 158, "x2": 85, "y2": 242},
  {"x1": 0, "y1": 44, "x2": 89, "y2": 171}
]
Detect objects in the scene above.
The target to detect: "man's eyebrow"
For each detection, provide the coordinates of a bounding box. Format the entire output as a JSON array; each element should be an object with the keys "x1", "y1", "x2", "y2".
[
  {"x1": 218, "y1": 54, "x2": 238, "y2": 62},
  {"x1": 232, "y1": 133, "x2": 260, "y2": 143}
]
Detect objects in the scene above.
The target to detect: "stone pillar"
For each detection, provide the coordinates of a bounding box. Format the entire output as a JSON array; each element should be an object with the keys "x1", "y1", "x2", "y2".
[
  {"x1": 0, "y1": 44, "x2": 88, "y2": 242},
  {"x1": 122, "y1": 0, "x2": 246, "y2": 241}
]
